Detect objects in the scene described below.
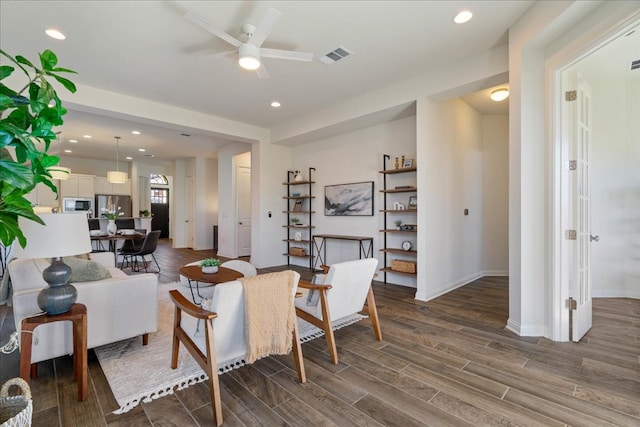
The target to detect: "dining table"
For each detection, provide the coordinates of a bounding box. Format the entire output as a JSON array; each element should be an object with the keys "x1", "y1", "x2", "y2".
[
  {"x1": 90, "y1": 232, "x2": 145, "y2": 254},
  {"x1": 179, "y1": 265, "x2": 244, "y2": 303}
]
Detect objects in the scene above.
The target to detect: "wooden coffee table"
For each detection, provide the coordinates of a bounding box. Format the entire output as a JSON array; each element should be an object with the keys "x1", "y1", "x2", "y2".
[{"x1": 179, "y1": 265, "x2": 244, "y2": 302}]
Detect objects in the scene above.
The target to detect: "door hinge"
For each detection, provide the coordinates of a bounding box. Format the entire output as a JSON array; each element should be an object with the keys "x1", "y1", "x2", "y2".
[
  {"x1": 568, "y1": 160, "x2": 577, "y2": 171},
  {"x1": 565, "y1": 230, "x2": 577, "y2": 240},
  {"x1": 565, "y1": 90, "x2": 577, "y2": 101},
  {"x1": 566, "y1": 297, "x2": 577, "y2": 310}
]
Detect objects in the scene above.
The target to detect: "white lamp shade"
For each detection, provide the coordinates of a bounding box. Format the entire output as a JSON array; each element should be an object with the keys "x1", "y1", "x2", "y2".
[
  {"x1": 107, "y1": 170, "x2": 128, "y2": 184},
  {"x1": 12, "y1": 213, "x2": 92, "y2": 258},
  {"x1": 48, "y1": 166, "x2": 71, "y2": 180}
]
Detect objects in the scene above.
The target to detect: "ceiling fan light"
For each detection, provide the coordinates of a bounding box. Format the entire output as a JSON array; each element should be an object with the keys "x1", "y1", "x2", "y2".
[
  {"x1": 107, "y1": 170, "x2": 128, "y2": 184},
  {"x1": 239, "y1": 44, "x2": 261, "y2": 70},
  {"x1": 490, "y1": 88, "x2": 509, "y2": 101}
]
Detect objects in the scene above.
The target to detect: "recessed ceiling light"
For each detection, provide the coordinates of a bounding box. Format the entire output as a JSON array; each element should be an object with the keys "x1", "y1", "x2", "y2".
[
  {"x1": 271, "y1": 101, "x2": 281, "y2": 108},
  {"x1": 131, "y1": 130, "x2": 141, "y2": 135},
  {"x1": 64, "y1": 149, "x2": 72, "y2": 153},
  {"x1": 454, "y1": 10, "x2": 473, "y2": 24},
  {"x1": 490, "y1": 88, "x2": 509, "y2": 101},
  {"x1": 45, "y1": 28, "x2": 66, "y2": 40},
  {"x1": 68, "y1": 139, "x2": 77, "y2": 143},
  {"x1": 138, "y1": 148, "x2": 146, "y2": 152},
  {"x1": 125, "y1": 156, "x2": 133, "y2": 160},
  {"x1": 83, "y1": 134, "x2": 91, "y2": 139}
]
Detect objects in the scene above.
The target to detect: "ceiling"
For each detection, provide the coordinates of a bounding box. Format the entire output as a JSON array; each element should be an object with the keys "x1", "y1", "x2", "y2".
[{"x1": 1, "y1": 1, "x2": 536, "y2": 162}]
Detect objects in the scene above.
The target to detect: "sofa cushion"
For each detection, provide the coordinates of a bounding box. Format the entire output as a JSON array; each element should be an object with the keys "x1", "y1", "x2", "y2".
[{"x1": 62, "y1": 257, "x2": 112, "y2": 282}]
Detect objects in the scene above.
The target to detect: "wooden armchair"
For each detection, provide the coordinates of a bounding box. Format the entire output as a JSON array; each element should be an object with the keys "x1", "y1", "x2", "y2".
[
  {"x1": 295, "y1": 258, "x2": 382, "y2": 364},
  {"x1": 169, "y1": 270, "x2": 306, "y2": 426}
]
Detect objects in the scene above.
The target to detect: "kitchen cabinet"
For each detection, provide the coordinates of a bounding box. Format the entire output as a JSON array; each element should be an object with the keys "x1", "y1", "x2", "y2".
[
  {"x1": 25, "y1": 182, "x2": 60, "y2": 208},
  {"x1": 61, "y1": 174, "x2": 95, "y2": 198},
  {"x1": 94, "y1": 176, "x2": 131, "y2": 195}
]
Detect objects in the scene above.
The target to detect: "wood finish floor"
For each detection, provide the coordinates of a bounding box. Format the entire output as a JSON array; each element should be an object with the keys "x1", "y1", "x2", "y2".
[{"x1": 0, "y1": 239, "x2": 638, "y2": 426}]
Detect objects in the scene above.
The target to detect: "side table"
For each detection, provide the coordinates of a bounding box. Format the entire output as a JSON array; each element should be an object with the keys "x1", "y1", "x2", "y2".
[{"x1": 20, "y1": 303, "x2": 88, "y2": 401}]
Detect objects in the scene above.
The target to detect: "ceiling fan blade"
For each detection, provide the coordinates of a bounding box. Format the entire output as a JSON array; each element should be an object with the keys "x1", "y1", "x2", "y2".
[
  {"x1": 185, "y1": 11, "x2": 242, "y2": 48},
  {"x1": 260, "y1": 48, "x2": 313, "y2": 62},
  {"x1": 256, "y1": 65, "x2": 270, "y2": 79},
  {"x1": 250, "y1": 7, "x2": 282, "y2": 47}
]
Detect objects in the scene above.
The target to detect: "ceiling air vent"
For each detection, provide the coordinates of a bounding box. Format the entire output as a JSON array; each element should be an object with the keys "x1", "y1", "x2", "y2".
[
  {"x1": 319, "y1": 46, "x2": 353, "y2": 65},
  {"x1": 630, "y1": 59, "x2": 640, "y2": 71}
]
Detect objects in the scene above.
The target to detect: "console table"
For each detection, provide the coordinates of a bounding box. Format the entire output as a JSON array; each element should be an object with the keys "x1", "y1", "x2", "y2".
[{"x1": 312, "y1": 234, "x2": 374, "y2": 270}]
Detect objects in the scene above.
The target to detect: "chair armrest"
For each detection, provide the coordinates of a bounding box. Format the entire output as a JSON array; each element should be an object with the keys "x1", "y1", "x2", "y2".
[
  {"x1": 319, "y1": 265, "x2": 331, "y2": 274},
  {"x1": 169, "y1": 290, "x2": 218, "y2": 320},
  {"x1": 297, "y1": 280, "x2": 332, "y2": 290}
]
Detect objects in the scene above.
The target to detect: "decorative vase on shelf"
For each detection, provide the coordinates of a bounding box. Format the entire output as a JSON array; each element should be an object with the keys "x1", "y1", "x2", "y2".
[
  {"x1": 202, "y1": 266, "x2": 218, "y2": 274},
  {"x1": 107, "y1": 220, "x2": 117, "y2": 235},
  {"x1": 293, "y1": 170, "x2": 303, "y2": 182}
]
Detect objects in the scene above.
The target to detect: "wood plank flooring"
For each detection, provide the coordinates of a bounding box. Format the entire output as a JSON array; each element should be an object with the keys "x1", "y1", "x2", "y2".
[{"x1": 0, "y1": 239, "x2": 638, "y2": 426}]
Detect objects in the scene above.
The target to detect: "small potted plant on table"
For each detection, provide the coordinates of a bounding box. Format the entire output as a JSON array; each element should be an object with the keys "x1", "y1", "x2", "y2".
[
  {"x1": 200, "y1": 258, "x2": 220, "y2": 274},
  {"x1": 394, "y1": 220, "x2": 402, "y2": 230}
]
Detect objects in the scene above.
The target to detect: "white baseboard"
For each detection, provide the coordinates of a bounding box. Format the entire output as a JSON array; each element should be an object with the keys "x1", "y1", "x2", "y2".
[
  {"x1": 414, "y1": 272, "x2": 484, "y2": 302},
  {"x1": 481, "y1": 270, "x2": 509, "y2": 277},
  {"x1": 592, "y1": 290, "x2": 640, "y2": 299},
  {"x1": 506, "y1": 318, "x2": 547, "y2": 337}
]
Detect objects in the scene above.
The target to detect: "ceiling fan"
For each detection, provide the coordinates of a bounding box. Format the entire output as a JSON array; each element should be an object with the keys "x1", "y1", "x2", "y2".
[{"x1": 184, "y1": 7, "x2": 313, "y2": 79}]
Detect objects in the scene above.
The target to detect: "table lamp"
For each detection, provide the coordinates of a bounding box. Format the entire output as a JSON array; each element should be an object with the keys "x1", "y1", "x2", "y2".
[{"x1": 12, "y1": 213, "x2": 92, "y2": 315}]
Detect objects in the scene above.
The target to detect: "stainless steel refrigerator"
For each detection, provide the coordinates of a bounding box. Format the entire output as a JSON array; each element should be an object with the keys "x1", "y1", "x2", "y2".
[{"x1": 95, "y1": 194, "x2": 133, "y2": 218}]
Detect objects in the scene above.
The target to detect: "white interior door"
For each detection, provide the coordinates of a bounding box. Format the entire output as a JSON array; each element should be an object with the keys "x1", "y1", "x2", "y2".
[
  {"x1": 570, "y1": 72, "x2": 594, "y2": 342},
  {"x1": 237, "y1": 165, "x2": 251, "y2": 257},
  {"x1": 186, "y1": 175, "x2": 194, "y2": 249}
]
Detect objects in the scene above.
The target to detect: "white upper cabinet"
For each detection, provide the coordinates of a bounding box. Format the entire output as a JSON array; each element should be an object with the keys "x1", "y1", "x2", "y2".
[
  {"x1": 60, "y1": 174, "x2": 95, "y2": 198},
  {"x1": 25, "y1": 182, "x2": 60, "y2": 207},
  {"x1": 94, "y1": 176, "x2": 131, "y2": 195}
]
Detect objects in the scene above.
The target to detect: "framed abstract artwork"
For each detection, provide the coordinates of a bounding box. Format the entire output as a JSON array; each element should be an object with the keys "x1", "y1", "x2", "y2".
[{"x1": 324, "y1": 181, "x2": 374, "y2": 216}]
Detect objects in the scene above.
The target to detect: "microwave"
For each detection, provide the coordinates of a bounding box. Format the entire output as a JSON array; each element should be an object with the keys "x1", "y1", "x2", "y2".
[{"x1": 62, "y1": 197, "x2": 94, "y2": 216}]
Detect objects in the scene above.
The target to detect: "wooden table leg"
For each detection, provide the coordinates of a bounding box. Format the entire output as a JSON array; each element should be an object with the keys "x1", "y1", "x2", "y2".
[
  {"x1": 72, "y1": 305, "x2": 88, "y2": 401},
  {"x1": 19, "y1": 324, "x2": 35, "y2": 382}
]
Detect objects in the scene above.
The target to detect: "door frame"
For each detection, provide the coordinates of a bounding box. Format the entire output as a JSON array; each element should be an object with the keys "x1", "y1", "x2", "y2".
[{"x1": 549, "y1": 17, "x2": 639, "y2": 341}]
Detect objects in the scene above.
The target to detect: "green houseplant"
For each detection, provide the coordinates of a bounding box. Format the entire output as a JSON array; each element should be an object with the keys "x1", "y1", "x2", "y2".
[
  {"x1": 0, "y1": 49, "x2": 77, "y2": 248},
  {"x1": 200, "y1": 258, "x2": 221, "y2": 274}
]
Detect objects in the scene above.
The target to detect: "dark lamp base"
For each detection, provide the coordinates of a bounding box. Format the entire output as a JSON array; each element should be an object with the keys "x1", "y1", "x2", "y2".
[{"x1": 37, "y1": 257, "x2": 78, "y2": 314}]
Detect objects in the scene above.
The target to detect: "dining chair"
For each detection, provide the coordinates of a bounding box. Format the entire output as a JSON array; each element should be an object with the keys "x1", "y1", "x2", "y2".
[
  {"x1": 294, "y1": 258, "x2": 382, "y2": 364},
  {"x1": 120, "y1": 230, "x2": 161, "y2": 273},
  {"x1": 220, "y1": 259, "x2": 257, "y2": 277}
]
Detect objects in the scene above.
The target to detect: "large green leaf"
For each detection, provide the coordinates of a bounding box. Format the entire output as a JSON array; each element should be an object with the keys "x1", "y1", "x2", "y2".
[
  {"x1": 14, "y1": 55, "x2": 34, "y2": 69},
  {"x1": 0, "y1": 65, "x2": 13, "y2": 80},
  {"x1": 0, "y1": 159, "x2": 34, "y2": 188},
  {"x1": 51, "y1": 74, "x2": 77, "y2": 93},
  {"x1": 39, "y1": 50, "x2": 58, "y2": 71}
]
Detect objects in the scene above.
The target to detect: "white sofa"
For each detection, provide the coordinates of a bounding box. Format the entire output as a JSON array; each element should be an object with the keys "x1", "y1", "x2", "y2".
[{"x1": 8, "y1": 252, "x2": 158, "y2": 364}]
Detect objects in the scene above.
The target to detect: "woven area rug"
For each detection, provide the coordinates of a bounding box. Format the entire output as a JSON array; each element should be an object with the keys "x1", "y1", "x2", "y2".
[{"x1": 94, "y1": 282, "x2": 365, "y2": 414}]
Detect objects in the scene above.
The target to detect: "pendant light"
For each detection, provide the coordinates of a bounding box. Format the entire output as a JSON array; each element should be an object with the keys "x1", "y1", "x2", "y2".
[
  {"x1": 107, "y1": 136, "x2": 127, "y2": 184},
  {"x1": 48, "y1": 131, "x2": 71, "y2": 180}
]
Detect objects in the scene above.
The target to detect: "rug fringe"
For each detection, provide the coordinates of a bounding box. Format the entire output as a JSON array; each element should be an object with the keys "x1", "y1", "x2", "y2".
[{"x1": 298, "y1": 313, "x2": 367, "y2": 343}]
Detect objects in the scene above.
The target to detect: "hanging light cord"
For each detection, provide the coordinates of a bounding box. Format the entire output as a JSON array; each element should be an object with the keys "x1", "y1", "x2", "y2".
[{"x1": 115, "y1": 136, "x2": 121, "y2": 172}]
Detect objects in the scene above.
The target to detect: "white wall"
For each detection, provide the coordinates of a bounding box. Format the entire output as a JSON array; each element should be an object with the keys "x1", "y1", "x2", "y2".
[
  {"x1": 418, "y1": 98, "x2": 484, "y2": 300},
  {"x1": 481, "y1": 115, "x2": 509, "y2": 275},
  {"x1": 193, "y1": 156, "x2": 217, "y2": 250},
  {"x1": 588, "y1": 76, "x2": 640, "y2": 298},
  {"x1": 291, "y1": 116, "x2": 416, "y2": 285}
]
